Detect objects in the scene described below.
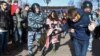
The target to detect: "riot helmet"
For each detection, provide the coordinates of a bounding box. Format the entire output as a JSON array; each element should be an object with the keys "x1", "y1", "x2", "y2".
[{"x1": 82, "y1": 1, "x2": 93, "y2": 9}]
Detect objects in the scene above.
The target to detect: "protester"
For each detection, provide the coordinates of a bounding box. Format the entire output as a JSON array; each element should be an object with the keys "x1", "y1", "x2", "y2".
[
  {"x1": 21, "y1": 4, "x2": 29, "y2": 43},
  {"x1": 41, "y1": 10, "x2": 62, "y2": 56},
  {"x1": 13, "y1": 7, "x2": 23, "y2": 45},
  {"x1": 67, "y1": 1, "x2": 93, "y2": 55},
  {"x1": 60, "y1": 12, "x2": 68, "y2": 38},
  {"x1": 0, "y1": 1, "x2": 9, "y2": 55}
]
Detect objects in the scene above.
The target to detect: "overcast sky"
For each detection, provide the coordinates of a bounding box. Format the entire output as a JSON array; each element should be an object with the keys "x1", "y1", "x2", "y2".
[
  {"x1": 22, "y1": 0, "x2": 81, "y2": 6},
  {"x1": 21, "y1": 0, "x2": 99, "y2": 10}
]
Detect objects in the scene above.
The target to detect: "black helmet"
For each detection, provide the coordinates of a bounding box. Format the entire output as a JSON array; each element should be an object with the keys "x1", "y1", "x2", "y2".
[
  {"x1": 31, "y1": 3, "x2": 41, "y2": 13},
  {"x1": 82, "y1": 1, "x2": 92, "y2": 9}
]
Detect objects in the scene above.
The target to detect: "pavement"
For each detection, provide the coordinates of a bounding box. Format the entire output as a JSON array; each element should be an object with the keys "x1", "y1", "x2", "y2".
[{"x1": 2, "y1": 34, "x2": 100, "y2": 56}]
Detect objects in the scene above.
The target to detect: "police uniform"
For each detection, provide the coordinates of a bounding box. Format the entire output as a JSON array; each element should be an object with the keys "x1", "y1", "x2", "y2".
[{"x1": 28, "y1": 11, "x2": 47, "y2": 55}]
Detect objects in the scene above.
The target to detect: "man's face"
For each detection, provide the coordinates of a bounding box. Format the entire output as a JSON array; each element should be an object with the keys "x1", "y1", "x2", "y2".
[
  {"x1": 1, "y1": 3, "x2": 7, "y2": 10},
  {"x1": 84, "y1": 7, "x2": 92, "y2": 13},
  {"x1": 71, "y1": 15, "x2": 80, "y2": 22},
  {"x1": 25, "y1": 6, "x2": 29, "y2": 11},
  {"x1": 69, "y1": 11, "x2": 80, "y2": 22}
]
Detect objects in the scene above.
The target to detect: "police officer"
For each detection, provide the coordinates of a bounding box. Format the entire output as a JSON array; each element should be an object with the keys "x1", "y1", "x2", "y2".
[
  {"x1": 82, "y1": 1, "x2": 96, "y2": 52},
  {"x1": 27, "y1": 3, "x2": 47, "y2": 56}
]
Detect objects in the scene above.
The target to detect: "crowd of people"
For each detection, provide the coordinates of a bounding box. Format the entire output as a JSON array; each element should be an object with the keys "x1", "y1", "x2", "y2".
[{"x1": 0, "y1": 0, "x2": 100, "y2": 56}]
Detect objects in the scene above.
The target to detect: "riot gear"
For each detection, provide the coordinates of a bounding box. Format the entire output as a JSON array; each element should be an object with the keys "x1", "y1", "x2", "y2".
[{"x1": 82, "y1": 1, "x2": 93, "y2": 9}]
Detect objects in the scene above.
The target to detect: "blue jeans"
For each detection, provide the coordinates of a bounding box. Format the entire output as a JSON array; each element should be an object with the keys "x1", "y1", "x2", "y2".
[
  {"x1": 28, "y1": 31, "x2": 41, "y2": 55},
  {"x1": 61, "y1": 23, "x2": 68, "y2": 38},
  {"x1": 14, "y1": 28, "x2": 22, "y2": 42},
  {"x1": 0, "y1": 32, "x2": 7, "y2": 54},
  {"x1": 72, "y1": 38, "x2": 89, "y2": 56}
]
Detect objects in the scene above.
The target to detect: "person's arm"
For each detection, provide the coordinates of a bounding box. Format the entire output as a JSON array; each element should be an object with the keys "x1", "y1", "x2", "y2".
[
  {"x1": 13, "y1": 16, "x2": 17, "y2": 25},
  {"x1": 46, "y1": 19, "x2": 53, "y2": 36},
  {"x1": 55, "y1": 21, "x2": 62, "y2": 31},
  {"x1": 12, "y1": 15, "x2": 17, "y2": 31},
  {"x1": 28, "y1": 12, "x2": 34, "y2": 28},
  {"x1": 46, "y1": 19, "x2": 51, "y2": 27},
  {"x1": 42, "y1": 12, "x2": 48, "y2": 25}
]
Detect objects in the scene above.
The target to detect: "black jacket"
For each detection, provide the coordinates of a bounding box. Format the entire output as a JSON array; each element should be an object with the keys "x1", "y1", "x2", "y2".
[{"x1": 0, "y1": 8, "x2": 9, "y2": 30}]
